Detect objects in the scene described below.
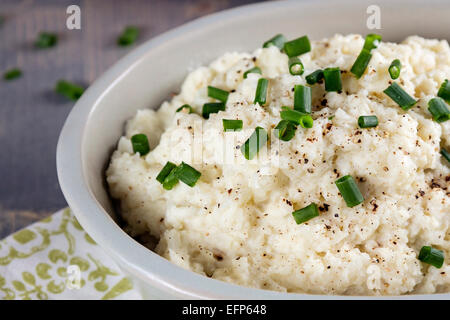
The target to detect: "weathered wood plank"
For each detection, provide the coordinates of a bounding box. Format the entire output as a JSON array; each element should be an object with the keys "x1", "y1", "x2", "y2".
[{"x1": 0, "y1": 0, "x2": 267, "y2": 238}]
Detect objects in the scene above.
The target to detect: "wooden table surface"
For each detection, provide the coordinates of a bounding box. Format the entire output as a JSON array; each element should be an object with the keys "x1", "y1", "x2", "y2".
[{"x1": 0, "y1": 0, "x2": 268, "y2": 238}]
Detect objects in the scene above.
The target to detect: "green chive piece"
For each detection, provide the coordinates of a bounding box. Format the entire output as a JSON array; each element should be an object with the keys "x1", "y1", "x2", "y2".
[
  {"x1": 298, "y1": 114, "x2": 313, "y2": 128},
  {"x1": 254, "y1": 78, "x2": 269, "y2": 105},
  {"x1": 175, "y1": 162, "x2": 201, "y2": 187},
  {"x1": 262, "y1": 34, "x2": 287, "y2": 50},
  {"x1": 335, "y1": 175, "x2": 364, "y2": 208},
  {"x1": 350, "y1": 49, "x2": 372, "y2": 79},
  {"x1": 131, "y1": 134, "x2": 150, "y2": 156},
  {"x1": 275, "y1": 120, "x2": 297, "y2": 141},
  {"x1": 117, "y1": 26, "x2": 139, "y2": 46},
  {"x1": 156, "y1": 162, "x2": 177, "y2": 184},
  {"x1": 202, "y1": 102, "x2": 225, "y2": 119},
  {"x1": 288, "y1": 57, "x2": 304, "y2": 75},
  {"x1": 294, "y1": 84, "x2": 312, "y2": 113},
  {"x1": 292, "y1": 203, "x2": 319, "y2": 224},
  {"x1": 428, "y1": 97, "x2": 450, "y2": 123},
  {"x1": 323, "y1": 67, "x2": 342, "y2": 92},
  {"x1": 223, "y1": 119, "x2": 243, "y2": 131},
  {"x1": 305, "y1": 69, "x2": 324, "y2": 85},
  {"x1": 241, "y1": 126, "x2": 268, "y2": 160},
  {"x1": 328, "y1": 115, "x2": 335, "y2": 120},
  {"x1": 280, "y1": 107, "x2": 313, "y2": 128},
  {"x1": 35, "y1": 32, "x2": 58, "y2": 48},
  {"x1": 437, "y1": 79, "x2": 450, "y2": 103},
  {"x1": 283, "y1": 36, "x2": 311, "y2": 57},
  {"x1": 176, "y1": 104, "x2": 193, "y2": 113},
  {"x1": 363, "y1": 34, "x2": 382, "y2": 51},
  {"x1": 383, "y1": 82, "x2": 417, "y2": 110},
  {"x1": 243, "y1": 66, "x2": 262, "y2": 79},
  {"x1": 440, "y1": 149, "x2": 450, "y2": 163},
  {"x1": 418, "y1": 246, "x2": 444, "y2": 269},
  {"x1": 208, "y1": 86, "x2": 229, "y2": 103},
  {"x1": 358, "y1": 115, "x2": 378, "y2": 128},
  {"x1": 3, "y1": 68, "x2": 22, "y2": 80},
  {"x1": 388, "y1": 59, "x2": 401, "y2": 80},
  {"x1": 162, "y1": 168, "x2": 179, "y2": 190},
  {"x1": 55, "y1": 80, "x2": 84, "y2": 101},
  {"x1": 280, "y1": 107, "x2": 302, "y2": 123}
]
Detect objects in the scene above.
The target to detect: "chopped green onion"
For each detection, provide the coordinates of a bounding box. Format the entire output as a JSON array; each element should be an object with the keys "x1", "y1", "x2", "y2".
[
  {"x1": 305, "y1": 69, "x2": 324, "y2": 85},
  {"x1": 223, "y1": 119, "x2": 243, "y2": 131},
  {"x1": 335, "y1": 175, "x2": 364, "y2": 207},
  {"x1": 280, "y1": 107, "x2": 302, "y2": 123},
  {"x1": 358, "y1": 115, "x2": 378, "y2": 128},
  {"x1": 323, "y1": 67, "x2": 342, "y2": 92},
  {"x1": 350, "y1": 49, "x2": 372, "y2": 79},
  {"x1": 437, "y1": 79, "x2": 450, "y2": 103},
  {"x1": 294, "y1": 84, "x2": 312, "y2": 113},
  {"x1": 131, "y1": 134, "x2": 150, "y2": 156},
  {"x1": 156, "y1": 162, "x2": 177, "y2": 184},
  {"x1": 175, "y1": 162, "x2": 201, "y2": 187},
  {"x1": 243, "y1": 67, "x2": 262, "y2": 79},
  {"x1": 440, "y1": 149, "x2": 450, "y2": 163},
  {"x1": 208, "y1": 86, "x2": 229, "y2": 103},
  {"x1": 283, "y1": 35, "x2": 311, "y2": 57},
  {"x1": 202, "y1": 102, "x2": 225, "y2": 119},
  {"x1": 292, "y1": 203, "x2": 319, "y2": 224},
  {"x1": 55, "y1": 80, "x2": 84, "y2": 101},
  {"x1": 3, "y1": 68, "x2": 22, "y2": 80},
  {"x1": 288, "y1": 57, "x2": 304, "y2": 75},
  {"x1": 117, "y1": 26, "x2": 139, "y2": 46},
  {"x1": 383, "y1": 82, "x2": 417, "y2": 110},
  {"x1": 35, "y1": 32, "x2": 58, "y2": 48},
  {"x1": 275, "y1": 120, "x2": 297, "y2": 141},
  {"x1": 262, "y1": 34, "x2": 286, "y2": 50},
  {"x1": 162, "y1": 168, "x2": 179, "y2": 190},
  {"x1": 328, "y1": 115, "x2": 335, "y2": 120},
  {"x1": 363, "y1": 34, "x2": 382, "y2": 51},
  {"x1": 418, "y1": 246, "x2": 444, "y2": 269},
  {"x1": 176, "y1": 104, "x2": 193, "y2": 113},
  {"x1": 388, "y1": 59, "x2": 401, "y2": 80},
  {"x1": 254, "y1": 78, "x2": 269, "y2": 105},
  {"x1": 281, "y1": 107, "x2": 313, "y2": 128},
  {"x1": 298, "y1": 114, "x2": 313, "y2": 128},
  {"x1": 241, "y1": 126, "x2": 268, "y2": 160},
  {"x1": 428, "y1": 97, "x2": 450, "y2": 123}
]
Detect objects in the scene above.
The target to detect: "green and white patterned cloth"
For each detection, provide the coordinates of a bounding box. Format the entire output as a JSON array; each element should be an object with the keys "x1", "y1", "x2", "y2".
[{"x1": 0, "y1": 208, "x2": 142, "y2": 300}]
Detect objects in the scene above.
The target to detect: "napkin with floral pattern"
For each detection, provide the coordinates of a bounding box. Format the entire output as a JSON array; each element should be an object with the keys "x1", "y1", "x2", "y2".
[{"x1": 0, "y1": 208, "x2": 142, "y2": 300}]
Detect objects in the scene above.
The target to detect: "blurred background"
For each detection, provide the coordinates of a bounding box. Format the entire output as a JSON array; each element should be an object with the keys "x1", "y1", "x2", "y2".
[{"x1": 0, "y1": 0, "x2": 269, "y2": 237}]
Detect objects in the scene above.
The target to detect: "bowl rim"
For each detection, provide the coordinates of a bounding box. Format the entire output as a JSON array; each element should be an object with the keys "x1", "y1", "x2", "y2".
[{"x1": 57, "y1": 0, "x2": 450, "y2": 299}]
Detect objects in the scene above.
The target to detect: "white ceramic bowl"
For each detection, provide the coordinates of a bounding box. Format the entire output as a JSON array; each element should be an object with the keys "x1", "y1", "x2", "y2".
[{"x1": 57, "y1": 0, "x2": 450, "y2": 299}]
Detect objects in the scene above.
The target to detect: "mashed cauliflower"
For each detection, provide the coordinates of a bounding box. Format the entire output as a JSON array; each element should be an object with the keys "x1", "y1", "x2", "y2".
[{"x1": 106, "y1": 34, "x2": 450, "y2": 295}]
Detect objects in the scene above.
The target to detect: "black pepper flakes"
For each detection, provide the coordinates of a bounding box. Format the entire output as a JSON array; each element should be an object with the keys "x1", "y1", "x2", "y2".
[
  {"x1": 430, "y1": 179, "x2": 441, "y2": 189},
  {"x1": 213, "y1": 253, "x2": 223, "y2": 261}
]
